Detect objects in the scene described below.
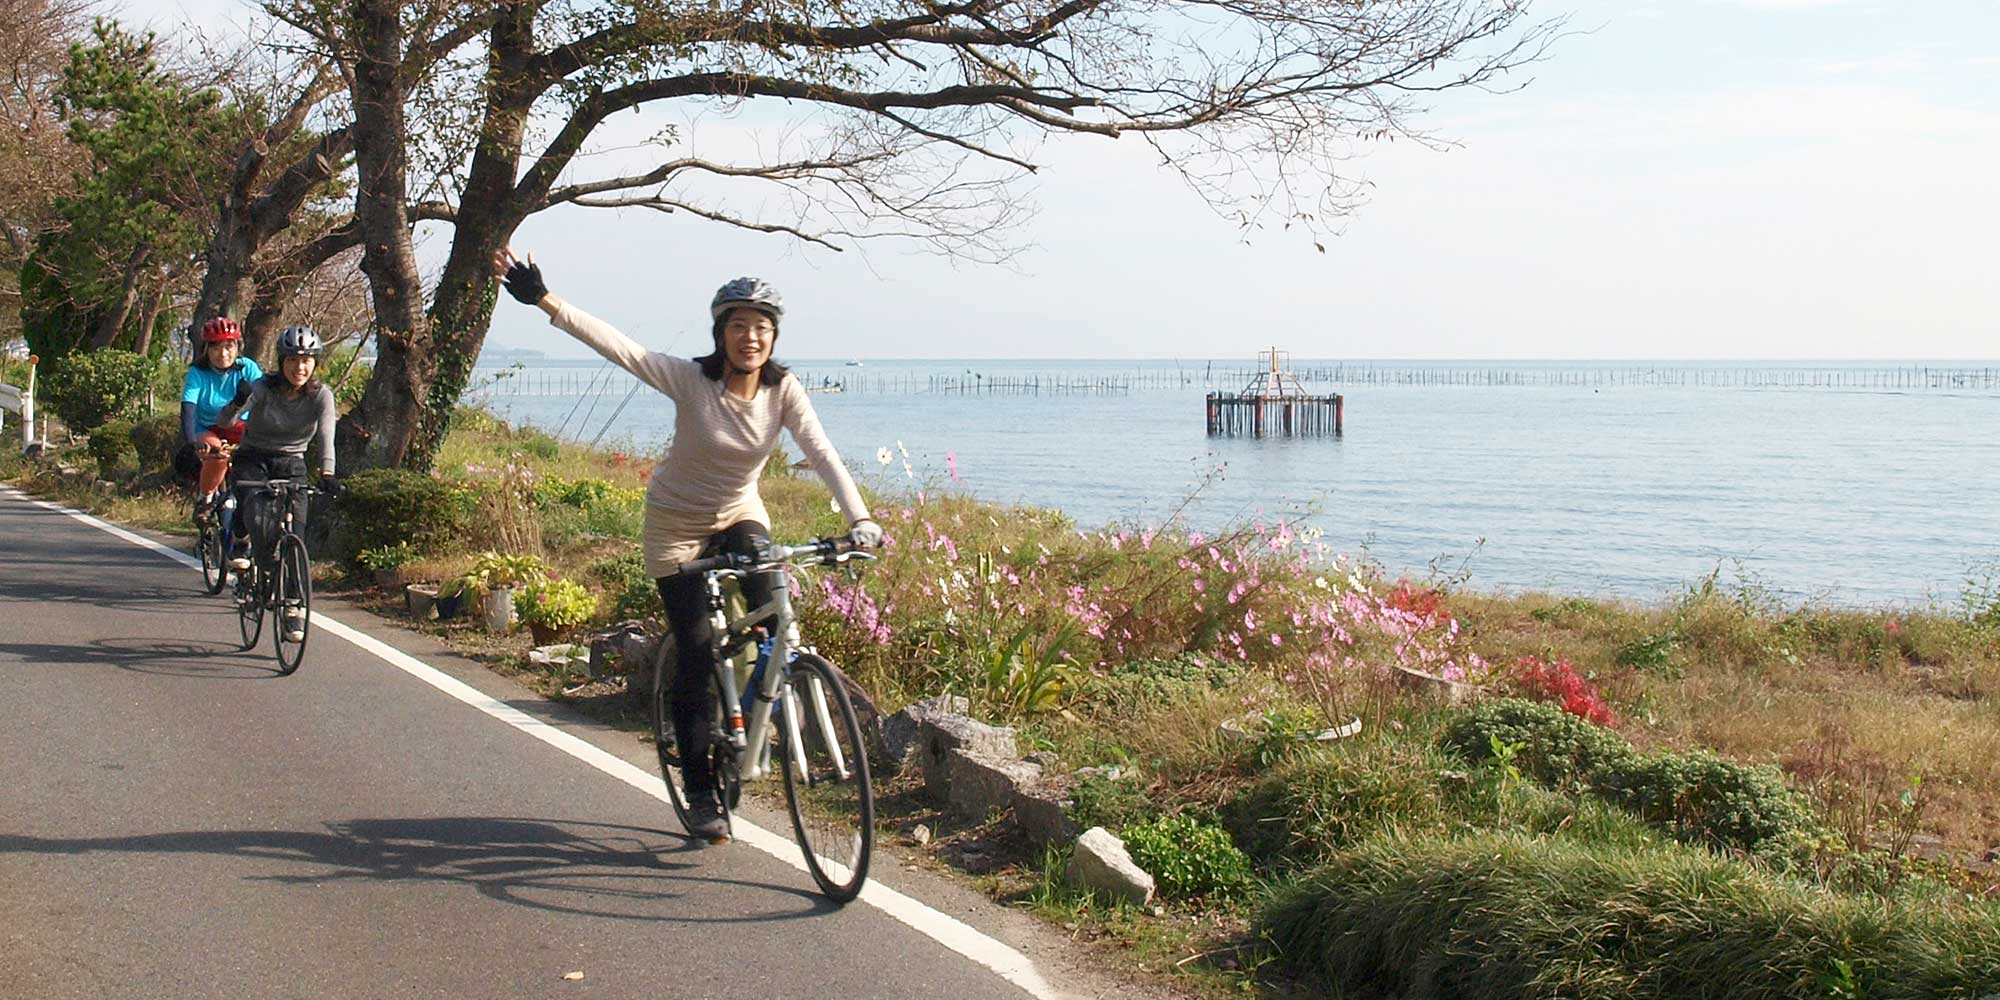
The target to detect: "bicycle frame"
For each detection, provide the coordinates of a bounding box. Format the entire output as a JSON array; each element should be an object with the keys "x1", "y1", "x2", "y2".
[{"x1": 697, "y1": 542, "x2": 870, "y2": 784}]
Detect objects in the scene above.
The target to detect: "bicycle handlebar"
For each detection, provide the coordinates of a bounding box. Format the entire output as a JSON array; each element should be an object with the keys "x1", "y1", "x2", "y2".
[{"x1": 672, "y1": 535, "x2": 876, "y2": 577}]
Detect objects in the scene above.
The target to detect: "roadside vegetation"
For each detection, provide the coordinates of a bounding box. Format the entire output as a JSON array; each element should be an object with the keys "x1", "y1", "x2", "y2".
[{"x1": 7, "y1": 396, "x2": 2000, "y2": 999}]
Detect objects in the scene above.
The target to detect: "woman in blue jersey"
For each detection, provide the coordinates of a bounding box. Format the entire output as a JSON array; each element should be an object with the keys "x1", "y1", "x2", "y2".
[{"x1": 179, "y1": 317, "x2": 262, "y2": 517}]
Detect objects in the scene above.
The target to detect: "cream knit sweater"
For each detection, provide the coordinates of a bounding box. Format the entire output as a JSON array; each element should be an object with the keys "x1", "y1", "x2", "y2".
[{"x1": 549, "y1": 300, "x2": 870, "y2": 575}]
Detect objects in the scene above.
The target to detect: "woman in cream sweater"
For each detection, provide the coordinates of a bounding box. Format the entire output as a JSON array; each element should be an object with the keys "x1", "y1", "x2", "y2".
[{"x1": 495, "y1": 249, "x2": 881, "y2": 843}]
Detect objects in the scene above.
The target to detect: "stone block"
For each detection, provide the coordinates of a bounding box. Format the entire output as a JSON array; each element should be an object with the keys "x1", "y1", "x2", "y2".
[
  {"x1": 1011, "y1": 778, "x2": 1079, "y2": 848},
  {"x1": 1066, "y1": 827, "x2": 1154, "y2": 907},
  {"x1": 881, "y1": 694, "x2": 971, "y2": 767},
  {"x1": 946, "y1": 749, "x2": 1042, "y2": 821},
  {"x1": 918, "y1": 714, "x2": 1017, "y2": 798}
]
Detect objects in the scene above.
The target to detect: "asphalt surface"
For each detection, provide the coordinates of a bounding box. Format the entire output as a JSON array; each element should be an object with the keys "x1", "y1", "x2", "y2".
[{"x1": 0, "y1": 489, "x2": 1066, "y2": 1000}]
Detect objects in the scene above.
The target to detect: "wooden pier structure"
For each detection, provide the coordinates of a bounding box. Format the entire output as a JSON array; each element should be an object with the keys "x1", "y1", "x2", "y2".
[{"x1": 1205, "y1": 349, "x2": 1343, "y2": 438}]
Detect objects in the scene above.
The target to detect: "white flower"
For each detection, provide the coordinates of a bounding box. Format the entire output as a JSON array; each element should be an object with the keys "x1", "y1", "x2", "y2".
[
  {"x1": 902, "y1": 460, "x2": 914, "y2": 480},
  {"x1": 1313, "y1": 576, "x2": 1329, "y2": 590},
  {"x1": 896, "y1": 440, "x2": 909, "y2": 459},
  {"x1": 876, "y1": 447, "x2": 893, "y2": 466}
]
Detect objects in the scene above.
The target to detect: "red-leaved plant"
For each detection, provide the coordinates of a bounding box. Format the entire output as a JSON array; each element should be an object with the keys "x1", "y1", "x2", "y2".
[{"x1": 1514, "y1": 655, "x2": 1617, "y2": 727}]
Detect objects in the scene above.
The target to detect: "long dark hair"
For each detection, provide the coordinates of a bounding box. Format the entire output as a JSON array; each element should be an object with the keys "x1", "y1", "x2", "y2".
[{"x1": 693, "y1": 311, "x2": 789, "y2": 387}]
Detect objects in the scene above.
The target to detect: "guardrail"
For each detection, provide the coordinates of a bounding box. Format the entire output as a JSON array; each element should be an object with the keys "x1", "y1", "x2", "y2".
[{"x1": 0, "y1": 354, "x2": 40, "y2": 452}]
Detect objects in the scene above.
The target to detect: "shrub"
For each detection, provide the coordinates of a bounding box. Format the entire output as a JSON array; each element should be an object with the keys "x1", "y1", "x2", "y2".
[
  {"x1": 336, "y1": 468, "x2": 474, "y2": 555},
  {"x1": 1120, "y1": 813, "x2": 1253, "y2": 902},
  {"x1": 515, "y1": 578, "x2": 599, "y2": 630},
  {"x1": 42, "y1": 349, "x2": 153, "y2": 432},
  {"x1": 356, "y1": 541, "x2": 420, "y2": 572},
  {"x1": 1442, "y1": 699, "x2": 1634, "y2": 789},
  {"x1": 1443, "y1": 699, "x2": 1818, "y2": 855},
  {"x1": 1261, "y1": 831, "x2": 2000, "y2": 1000},
  {"x1": 588, "y1": 550, "x2": 659, "y2": 621},
  {"x1": 1069, "y1": 770, "x2": 1154, "y2": 832},
  {"x1": 127, "y1": 412, "x2": 179, "y2": 472},
  {"x1": 1226, "y1": 738, "x2": 1457, "y2": 864},
  {"x1": 87, "y1": 417, "x2": 139, "y2": 476},
  {"x1": 1593, "y1": 749, "x2": 1817, "y2": 857}
]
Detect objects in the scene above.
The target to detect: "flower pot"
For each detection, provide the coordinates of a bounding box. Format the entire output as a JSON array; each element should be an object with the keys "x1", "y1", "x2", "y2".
[
  {"x1": 482, "y1": 586, "x2": 516, "y2": 633},
  {"x1": 527, "y1": 621, "x2": 570, "y2": 646},
  {"x1": 434, "y1": 589, "x2": 466, "y2": 621},
  {"x1": 405, "y1": 583, "x2": 439, "y2": 621}
]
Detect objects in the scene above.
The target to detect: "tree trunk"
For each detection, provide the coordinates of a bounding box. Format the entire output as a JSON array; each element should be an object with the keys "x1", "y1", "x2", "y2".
[
  {"x1": 190, "y1": 213, "x2": 254, "y2": 334},
  {"x1": 131, "y1": 279, "x2": 167, "y2": 357},
  {"x1": 399, "y1": 5, "x2": 536, "y2": 471},
  {"x1": 88, "y1": 243, "x2": 151, "y2": 349},
  {"x1": 338, "y1": 0, "x2": 430, "y2": 471}
]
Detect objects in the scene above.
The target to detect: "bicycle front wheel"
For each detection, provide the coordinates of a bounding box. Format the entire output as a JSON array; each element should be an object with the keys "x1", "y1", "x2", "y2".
[
  {"x1": 235, "y1": 561, "x2": 263, "y2": 650},
  {"x1": 778, "y1": 653, "x2": 874, "y2": 903},
  {"x1": 272, "y1": 534, "x2": 311, "y2": 675},
  {"x1": 198, "y1": 523, "x2": 225, "y2": 594}
]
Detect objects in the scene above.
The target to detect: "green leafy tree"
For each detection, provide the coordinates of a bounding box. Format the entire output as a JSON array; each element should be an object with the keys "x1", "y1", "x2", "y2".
[{"x1": 21, "y1": 21, "x2": 244, "y2": 360}]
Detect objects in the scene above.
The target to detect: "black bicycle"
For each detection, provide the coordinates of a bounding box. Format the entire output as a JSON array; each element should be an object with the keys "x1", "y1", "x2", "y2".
[
  {"x1": 231, "y1": 479, "x2": 317, "y2": 675},
  {"x1": 651, "y1": 534, "x2": 877, "y2": 902}
]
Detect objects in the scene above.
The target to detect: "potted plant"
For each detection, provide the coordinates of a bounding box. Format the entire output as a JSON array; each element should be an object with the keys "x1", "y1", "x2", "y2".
[
  {"x1": 357, "y1": 541, "x2": 419, "y2": 588},
  {"x1": 457, "y1": 551, "x2": 549, "y2": 632},
  {"x1": 515, "y1": 578, "x2": 600, "y2": 645}
]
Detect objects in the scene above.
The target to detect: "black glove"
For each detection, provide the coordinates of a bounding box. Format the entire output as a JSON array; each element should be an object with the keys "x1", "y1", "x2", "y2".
[
  {"x1": 319, "y1": 474, "x2": 344, "y2": 499},
  {"x1": 502, "y1": 259, "x2": 549, "y2": 305}
]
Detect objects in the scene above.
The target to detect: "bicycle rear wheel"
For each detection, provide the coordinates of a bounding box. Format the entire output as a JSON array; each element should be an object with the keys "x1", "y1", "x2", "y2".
[
  {"x1": 198, "y1": 522, "x2": 225, "y2": 594},
  {"x1": 272, "y1": 534, "x2": 311, "y2": 675},
  {"x1": 778, "y1": 652, "x2": 874, "y2": 903},
  {"x1": 235, "y1": 560, "x2": 263, "y2": 650}
]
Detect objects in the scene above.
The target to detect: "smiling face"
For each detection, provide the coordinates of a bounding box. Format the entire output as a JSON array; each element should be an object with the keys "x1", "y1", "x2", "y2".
[
  {"x1": 721, "y1": 307, "x2": 776, "y2": 374},
  {"x1": 281, "y1": 353, "x2": 316, "y2": 388},
  {"x1": 204, "y1": 339, "x2": 239, "y2": 370}
]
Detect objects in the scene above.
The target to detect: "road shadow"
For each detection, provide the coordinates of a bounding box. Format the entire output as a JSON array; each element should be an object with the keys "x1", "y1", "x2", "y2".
[
  {"x1": 0, "y1": 637, "x2": 285, "y2": 678},
  {"x1": 0, "y1": 816, "x2": 839, "y2": 922}
]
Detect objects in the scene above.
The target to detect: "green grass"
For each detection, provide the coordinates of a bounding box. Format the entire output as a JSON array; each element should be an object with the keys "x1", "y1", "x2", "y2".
[{"x1": 1262, "y1": 831, "x2": 2000, "y2": 1000}]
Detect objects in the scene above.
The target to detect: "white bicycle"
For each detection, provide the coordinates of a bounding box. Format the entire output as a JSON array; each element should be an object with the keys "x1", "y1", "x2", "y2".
[{"x1": 651, "y1": 535, "x2": 877, "y2": 903}]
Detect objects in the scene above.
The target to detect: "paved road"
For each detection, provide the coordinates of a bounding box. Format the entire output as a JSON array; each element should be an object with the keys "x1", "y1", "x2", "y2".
[{"x1": 0, "y1": 488, "x2": 1070, "y2": 1000}]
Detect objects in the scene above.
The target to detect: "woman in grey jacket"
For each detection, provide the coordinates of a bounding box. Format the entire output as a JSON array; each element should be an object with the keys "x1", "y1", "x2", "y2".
[{"x1": 215, "y1": 325, "x2": 338, "y2": 574}]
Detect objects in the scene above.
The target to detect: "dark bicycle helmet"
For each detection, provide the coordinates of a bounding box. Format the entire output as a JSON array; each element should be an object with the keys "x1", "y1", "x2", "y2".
[
  {"x1": 277, "y1": 325, "x2": 323, "y2": 357},
  {"x1": 710, "y1": 277, "x2": 784, "y2": 322}
]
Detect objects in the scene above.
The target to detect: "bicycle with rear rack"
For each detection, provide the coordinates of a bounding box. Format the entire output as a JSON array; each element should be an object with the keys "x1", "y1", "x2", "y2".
[
  {"x1": 651, "y1": 535, "x2": 877, "y2": 903},
  {"x1": 230, "y1": 479, "x2": 319, "y2": 675}
]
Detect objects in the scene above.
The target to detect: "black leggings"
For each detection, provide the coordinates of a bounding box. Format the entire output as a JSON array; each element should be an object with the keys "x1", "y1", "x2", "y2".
[
  {"x1": 230, "y1": 449, "x2": 308, "y2": 559},
  {"x1": 655, "y1": 520, "x2": 782, "y2": 796}
]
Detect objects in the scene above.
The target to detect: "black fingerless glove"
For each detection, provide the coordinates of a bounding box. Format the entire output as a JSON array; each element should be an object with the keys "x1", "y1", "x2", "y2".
[{"x1": 502, "y1": 260, "x2": 549, "y2": 305}]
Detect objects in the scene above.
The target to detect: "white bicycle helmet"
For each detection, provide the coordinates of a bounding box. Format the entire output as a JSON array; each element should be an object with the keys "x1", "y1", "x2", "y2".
[
  {"x1": 277, "y1": 325, "x2": 324, "y2": 357},
  {"x1": 710, "y1": 277, "x2": 784, "y2": 322}
]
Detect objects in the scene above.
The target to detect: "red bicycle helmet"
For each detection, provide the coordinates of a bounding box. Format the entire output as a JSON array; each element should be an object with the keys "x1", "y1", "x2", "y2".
[{"x1": 200, "y1": 317, "x2": 243, "y2": 343}]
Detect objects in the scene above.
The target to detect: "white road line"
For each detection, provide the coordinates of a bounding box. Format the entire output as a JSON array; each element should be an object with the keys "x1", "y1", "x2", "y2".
[{"x1": 2, "y1": 486, "x2": 1065, "y2": 1000}]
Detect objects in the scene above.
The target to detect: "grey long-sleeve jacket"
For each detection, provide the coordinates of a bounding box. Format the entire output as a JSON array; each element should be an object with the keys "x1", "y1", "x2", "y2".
[{"x1": 219, "y1": 376, "x2": 336, "y2": 475}]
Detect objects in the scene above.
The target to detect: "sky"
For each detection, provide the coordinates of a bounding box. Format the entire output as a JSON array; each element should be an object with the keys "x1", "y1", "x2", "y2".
[{"x1": 122, "y1": 0, "x2": 2000, "y2": 361}]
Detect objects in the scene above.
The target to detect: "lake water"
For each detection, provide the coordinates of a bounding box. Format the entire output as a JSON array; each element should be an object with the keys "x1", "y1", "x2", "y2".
[{"x1": 466, "y1": 358, "x2": 2000, "y2": 608}]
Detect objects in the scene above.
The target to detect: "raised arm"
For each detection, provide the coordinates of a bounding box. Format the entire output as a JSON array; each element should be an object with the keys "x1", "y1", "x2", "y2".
[{"x1": 492, "y1": 248, "x2": 684, "y2": 401}]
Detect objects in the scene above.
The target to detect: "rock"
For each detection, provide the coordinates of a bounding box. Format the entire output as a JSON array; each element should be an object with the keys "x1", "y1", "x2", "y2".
[
  {"x1": 586, "y1": 620, "x2": 662, "y2": 680},
  {"x1": 911, "y1": 823, "x2": 932, "y2": 846},
  {"x1": 917, "y1": 714, "x2": 1017, "y2": 798},
  {"x1": 946, "y1": 749, "x2": 1042, "y2": 821},
  {"x1": 1012, "y1": 777, "x2": 1080, "y2": 848},
  {"x1": 1392, "y1": 664, "x2": 1479, "y2": 706},
  {"x1": 1066, "y1": 827, "x2": 1155, "y2": 907},
  {"x1": 1025, "y1": 750, "x2": 1061, "y2": 769},
  {"x1": 881, "y1": 695, "x2": 971, "y2": 767}
]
